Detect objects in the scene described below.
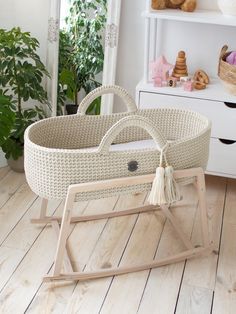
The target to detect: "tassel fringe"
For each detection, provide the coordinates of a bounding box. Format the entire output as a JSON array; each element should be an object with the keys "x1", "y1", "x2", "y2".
[
  {"x1": 164, "y1": 165, "x2": 181, "y2": 205},
  {"x1": 148, "y1": 167, "x2": 166, "y2": 206},
  {"x1": 148, "y1": 144, "x2": 181, "y2": 206}
]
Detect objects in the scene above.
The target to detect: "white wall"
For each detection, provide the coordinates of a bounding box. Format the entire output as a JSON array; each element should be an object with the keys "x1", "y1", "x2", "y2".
[
  {"x1": 115, "y1": 0, "x2": 235, "y2": 112},
  {"x1": 0, "y1": 0, "x2": 50, "y2": 64},
  {"x1": 0, "y1": 0, "x2": 50, "y2": 166},
  {"x1": 115, "y1": 0, "x2": 146, "y2": 112}
]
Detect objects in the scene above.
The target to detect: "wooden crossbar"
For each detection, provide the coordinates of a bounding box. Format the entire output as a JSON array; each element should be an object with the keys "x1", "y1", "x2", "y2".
[{"x1": 31, "y1": 204, "x2": 160, "y2": 224}]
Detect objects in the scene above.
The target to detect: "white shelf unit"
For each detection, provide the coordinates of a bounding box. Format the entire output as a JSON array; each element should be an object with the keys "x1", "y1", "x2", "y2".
[
  {"x1": 137, "y1": 7, "x2": 236, "y2": 178},
  {"x1": 143, "y1": 9, "x2": 236, "y2": 27},
  {"x1": 143, "y1": 9, "x2": 236, "y2": 84}
]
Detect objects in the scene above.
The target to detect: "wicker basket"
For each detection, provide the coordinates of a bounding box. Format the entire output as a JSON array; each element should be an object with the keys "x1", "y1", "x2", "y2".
[
  {"x1": 24, "y1": 85, "x2": 211, "y2": 201},
  {"x1": 218, "y1": 45, "x2": 236, "y2": 95}
]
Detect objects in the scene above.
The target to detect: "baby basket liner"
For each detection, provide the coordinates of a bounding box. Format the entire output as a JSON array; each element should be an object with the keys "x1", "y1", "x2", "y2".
[
  {"x1": 24, "y1": 85, "x2": 211, "y2": 201},
  {"x1": 75, "y1": 139, "x2": 157, "y2": 153}
]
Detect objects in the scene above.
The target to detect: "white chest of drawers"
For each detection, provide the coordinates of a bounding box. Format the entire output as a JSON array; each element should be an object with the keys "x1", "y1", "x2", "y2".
[{"x1": 136, "y1": 81, "x2": 236, "y2": 178}]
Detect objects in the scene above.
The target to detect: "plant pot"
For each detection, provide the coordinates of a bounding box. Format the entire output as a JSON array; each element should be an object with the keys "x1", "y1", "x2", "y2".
[
  {"x1": 7, "y1": 155, "x2": 24, "y2": 173},
  {"x1": 65, "y1": 104, "x2": 78, "y2": 115},
  {"x1": 218, "y1": 0, "x2": 236, "y2": 16}
]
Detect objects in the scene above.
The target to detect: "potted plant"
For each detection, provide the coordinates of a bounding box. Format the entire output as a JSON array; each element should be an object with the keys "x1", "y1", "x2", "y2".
[
  {"x1": 0, "y1": 92, "x2": 14, "y2": 167},
  {"x1": 58, "y1": 0, "x2": 107, "y2": 115},
  {"x1": 0, "y1": 27, "x2": 49, "y2": 172}
]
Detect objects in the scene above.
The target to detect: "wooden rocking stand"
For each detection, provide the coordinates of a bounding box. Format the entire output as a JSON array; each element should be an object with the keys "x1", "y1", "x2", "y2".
[{"x1": 31, "y1": 167, "x2": 213, "y2": 283}]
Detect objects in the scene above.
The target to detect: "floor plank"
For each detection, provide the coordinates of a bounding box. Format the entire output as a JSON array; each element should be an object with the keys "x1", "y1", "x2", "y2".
[
  {"x1": 0, "y1": 199, "x2": 68, "y2": 310},
  {"x1": 2, "y1": 198, "x2": 61, "y2": 251},
  {"x1": 0, "y1": 166, "x2": 10, "y2": 181},
  {"x1": 26, "y1": 196, "x2": 117, "y2": 314},
  {"x1": 175, "y1": 176, "x2": 226, "y2": 313},
  {"x1": 0, "y1": 171, "x2": 25, "y2": 209},
  {"x1": 0, "y1": 198, "x2": 61, "y2": 296},
  {"x1": 64, "y1": 193, "x2": 146, "y2": 314},
  {"x1": 138, "y1": 184, "x2": 199, "y2": 314},
  {"x1": 0, "y1": 222, "x2": 62, "y2": 313},
  {"x1": 0, "y1": 246, "x2": 25, "y2": 292},
  {"x1": 100, "y1": 206, "x2": 165, "y2": 314},
  {"x1": 0, "y1": 173, "x2": 232, "y2": 314},
  {"x1": 212, "y1": 179, "x2": 236, "y2": 314},
  {"x1": 0, "y1": 183, "x2": 37, "y2": 245},
  {"x1": 176, "y1": 284, "x2": 213, "y2": 314}
]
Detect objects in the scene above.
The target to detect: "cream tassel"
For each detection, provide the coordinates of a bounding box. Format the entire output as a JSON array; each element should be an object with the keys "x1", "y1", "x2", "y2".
[
  {"x1": 148, "y1": 148, "x2": 166, "y2": 206},
  {"x1": 164, "y1": 165, "x2": 181, "y2": 205},
  {"x1": 148, "y1": 166, "x2": 166, "y2": 205},
  {"x1": 148, "y1": 144, "x2": 181, "y2": 206}
]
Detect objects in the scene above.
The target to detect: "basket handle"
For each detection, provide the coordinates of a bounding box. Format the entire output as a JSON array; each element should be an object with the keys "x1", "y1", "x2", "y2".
[
  {"x1": 97, "y1": 115, "x2": 167, "y2": 154},
  {"x1": 218, "y1": 45, "x2": 228, "y2": 76},
  {"x1": 77, "y1": 85, "x2": 137, "y2": 115}
]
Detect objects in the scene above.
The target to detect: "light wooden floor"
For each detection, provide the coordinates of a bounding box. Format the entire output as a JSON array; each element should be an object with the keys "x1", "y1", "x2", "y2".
[{"x1": 0, "y1": 166, "x2": 235, "y2": 314}]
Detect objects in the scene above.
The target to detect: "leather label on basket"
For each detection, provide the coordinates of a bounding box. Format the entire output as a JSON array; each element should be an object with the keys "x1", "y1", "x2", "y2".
[{"x1": 128, "y1": 160, "x2": 138, "y2": 172}]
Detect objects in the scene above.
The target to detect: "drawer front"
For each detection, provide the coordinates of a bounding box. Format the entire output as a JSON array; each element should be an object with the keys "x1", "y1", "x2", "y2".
[
  {"x1": 207, "y1": 138, "x2": 236, "y2": 176},
  {"x1": 139, "y1": 92, "x2": 236, "y2": 140}
]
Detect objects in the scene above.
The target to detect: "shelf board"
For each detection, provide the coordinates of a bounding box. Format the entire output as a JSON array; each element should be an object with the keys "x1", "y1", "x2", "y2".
[
  {"x1": 137, "y1": 78, "x2": 236, "y2": 103},
  {"x1": 143, "y1": 9, "x2": 236, "y2": 27}
]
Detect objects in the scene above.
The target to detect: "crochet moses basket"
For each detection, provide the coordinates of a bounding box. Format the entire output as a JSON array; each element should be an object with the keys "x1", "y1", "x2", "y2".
[
  {"x1": 25, "y1": 85, "x2": 213, "y2": 283},
  {"x1": 24, "y1": 85, "x2": 211, "y2": 203}
]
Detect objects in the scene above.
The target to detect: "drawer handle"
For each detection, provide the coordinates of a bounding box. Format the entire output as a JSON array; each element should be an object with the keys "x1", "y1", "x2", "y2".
[
  {"x1": 219, "y1": 139, "x2": 236, "y2": 145},
  {"x1": 224, "y1": 102, "x2": 236, "y2": 109}
]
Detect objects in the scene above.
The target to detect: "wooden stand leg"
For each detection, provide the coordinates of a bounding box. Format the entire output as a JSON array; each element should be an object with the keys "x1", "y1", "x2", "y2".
[
  {"x1": 40, "y1": 198, "x2": 48, "y2": 219},
  {"x1": 52, "y1": 193, "x2": 74, "y2": 276},
  {"x1": 196, "y1": 169, "x2": 210, "y2": 247},
  {"x1": 161, "y1": 205, "x2": 194, "y2": 250},
  {"x1": 51, "y1": 221, "x2": 74, "y2": 273}
]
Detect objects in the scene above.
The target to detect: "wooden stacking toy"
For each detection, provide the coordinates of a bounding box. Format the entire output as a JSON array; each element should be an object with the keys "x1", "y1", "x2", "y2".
[{"x1": 172, "y1": 51, "x2": 188, "y2": 80}]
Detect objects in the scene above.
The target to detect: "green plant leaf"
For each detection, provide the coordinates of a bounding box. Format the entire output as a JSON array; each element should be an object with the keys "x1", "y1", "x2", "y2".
[
  {"x1": 0, "y1": 93, "x2": 15, "y2": 146},
  {"x1": 57, "y1": 0, "x2": 107, "y2": 112},
  {"x1": 0, "y1": 27, "x2": 50, "y2": 159}
]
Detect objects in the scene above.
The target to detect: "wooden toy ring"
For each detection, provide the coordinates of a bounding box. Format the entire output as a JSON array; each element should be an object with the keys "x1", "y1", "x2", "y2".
[
  {"x1": 194, "y1": 70, "x2": 210, "y2": 85},
  {"x1": 178, "y1": 51, "x2": 186, "y2": 58},
  {"x1": 193, "y1": 81, "x2": 206, "y2": 90}
]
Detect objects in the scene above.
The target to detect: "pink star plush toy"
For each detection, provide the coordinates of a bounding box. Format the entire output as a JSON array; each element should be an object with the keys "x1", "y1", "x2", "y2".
[
  {"x1": 150, "y1": 56, "x2": 174, "y2": 81},
  {"x1": 226, "y1": 51, "x2": 236, "y2": 66}
]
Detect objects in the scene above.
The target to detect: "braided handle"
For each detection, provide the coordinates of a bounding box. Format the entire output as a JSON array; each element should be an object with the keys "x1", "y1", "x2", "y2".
[
  {"x1": 97, "y1": 115, "x2": 167, "y2": 154},
  {"x1": 77, "y1": 85, "x2": 137, "y2": 115}
]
